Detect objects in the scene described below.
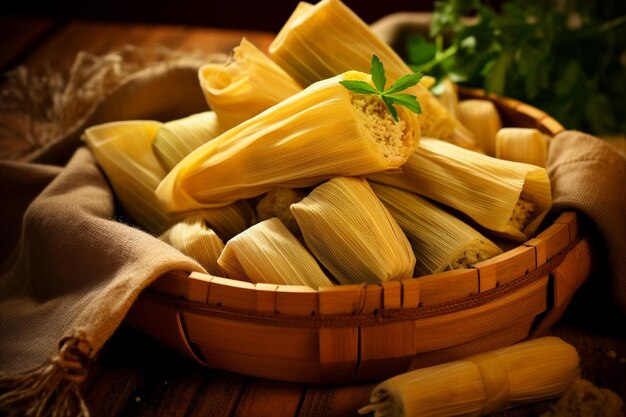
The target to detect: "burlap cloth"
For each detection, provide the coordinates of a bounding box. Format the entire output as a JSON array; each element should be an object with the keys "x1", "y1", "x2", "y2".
[{"x1": 0, "y1": 47, "x2": 625, "y2": 416}]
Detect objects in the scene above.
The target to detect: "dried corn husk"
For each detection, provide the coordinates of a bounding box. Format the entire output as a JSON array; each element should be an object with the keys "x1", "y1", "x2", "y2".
[
  {"x1": 359, "y1": 337, "x2": 580, "y2": 417},
  {"x1": 152, "y1": 111, "x2": 221, "y2": 172},
  {"x1": 291, "y1": 177, "x2": 415, "y2": 285},
  {"x1": 159, "y1": 215, "x2": 225, "y2": 276},
  {"x1": 156, "y1": 71, "x2": 419, "y2": 211},
  {"x1": 457, "y1": 99, "x2": 503, "y2": 156},
  {"x1": 370, "y1": 138, "x2": 552, "y2": 241},
  {"x1": 496, "y1": 128, "x2": 549, "y2": 167},
  {"x1": 194, "y1": 200, "x2": 256, "y2": 242},
  {"x1": 371, "y1": 183, "x2": 502, "y2": 275},
  {"x1": 218, "y1": 218, "x2": 333, "y2": 288},
  {"x1": 82, "y1": 120, "x2": 175, "y2": 234},
  {"x1": 269, "y1": 0, "x2": 472, "y2": 148},
  {"x1": 435, "y1": 78, "x2": 459, "y2": 118},
  {"x1": 256, "y1": 187, "x2": 307, "y2": 235},
  {"x1": 199, "y1": 38, "x2": 302, "y2": 131}
]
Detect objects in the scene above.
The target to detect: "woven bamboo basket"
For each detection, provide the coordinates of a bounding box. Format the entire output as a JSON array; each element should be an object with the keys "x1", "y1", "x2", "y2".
[{"x1": 126, "y1": 89, "x2": 591, "y2": 384}]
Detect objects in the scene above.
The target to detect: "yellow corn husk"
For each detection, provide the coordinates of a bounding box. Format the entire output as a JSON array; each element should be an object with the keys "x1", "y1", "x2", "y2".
[
  {"x1": 269, "y1": 0, "x2": 471, "y2": 148},
  {"x1": 457, "y1": 99, "x2": 503, "y2": 156},
  {"x1": 82, "y1": 120, "x2": 176, "y2": 234},
  {"x1": 152, "y1": 111, "x2": 221, "y2": 172},
  {"x1": 256, "y1": 188, "x2": 307, "y2": 235},
  {"x1": 371, "y1": 183, "x2": 502, "y2": 276},
  {"x1": 156, "y1": 71, "x2": 419, "y2": 211},
  {"x1": 218, "y1": 218, "x2": 333, "y2": 288},
  {"x1": 420, "y1": 75, "x2": 436, "y2": 90},
  {"x1": 290, "y1": 177, "x2": 415, "y2": 285},
  {"x1": 370, "y1": 138, "x2": 552, "y2": 241},
  {"x1": 198, "y1": 38, "x2": 302, "y2": 131},
  {"x1": 159, "y1": 215, "x2": 225, "y2": 276},
  {"x1": 193, "y1": 199, "x2": 256, "y2": 242},
  {"x1": 359, "y1": 337, "x2": 580, "y2": 417},
  {"x1": 496, "y1": 128, "x2": 549, "y2": 167},
  {"x1": 435, "y1": 78, "x2": 458, "y2": 118}
]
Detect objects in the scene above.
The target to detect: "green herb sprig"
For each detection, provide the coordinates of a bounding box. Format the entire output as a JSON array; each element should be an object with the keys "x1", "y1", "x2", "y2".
[
  {"x1": 405, "y1": 0, "x2": 626, "y2": 135},
  {"x1": 339, "y1": 55, "x2": 423, "y2": 122}
]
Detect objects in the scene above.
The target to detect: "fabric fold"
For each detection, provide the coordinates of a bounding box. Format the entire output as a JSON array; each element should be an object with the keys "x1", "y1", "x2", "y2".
[{"x1": 547, "y1": 131, "x2": 626, "y2": 315}]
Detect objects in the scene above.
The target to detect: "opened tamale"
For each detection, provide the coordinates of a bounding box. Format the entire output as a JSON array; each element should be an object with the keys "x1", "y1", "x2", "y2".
[
  {"x1": 370, "y1": 138, "x2": 552, "y2": 241},
  {"x1": 218, "y1": 218, "x2": 333, "y2": 288},
  {"x1": 156, "y1": 71, "x2": 419, "y2": 211},
  {"x1": 291, "y1": 177, "x2": 415, "y2": 285},
  {"x1": 371, "y1": 183, "x2": 502, "y2": 275},
  {"x1": 269, "y1": 0, "x2": 471, "y2": 147},
  {"x1": 199, "y1": 38, "x2": 302, "y2": 131}
]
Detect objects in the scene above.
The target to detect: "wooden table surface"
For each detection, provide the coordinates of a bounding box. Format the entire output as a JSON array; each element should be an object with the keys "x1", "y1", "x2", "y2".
[{"x1": 1, "y1": 15, "x2": 625, "y2": 417}]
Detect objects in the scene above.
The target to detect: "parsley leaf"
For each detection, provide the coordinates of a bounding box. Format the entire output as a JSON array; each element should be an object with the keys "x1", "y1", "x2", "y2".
[
  {"x1": 339, "y1": 54, "x2": 423, "y2": 122},
  {"x1": 370, "y1": 55, "x2": 386, "y2": 91}
]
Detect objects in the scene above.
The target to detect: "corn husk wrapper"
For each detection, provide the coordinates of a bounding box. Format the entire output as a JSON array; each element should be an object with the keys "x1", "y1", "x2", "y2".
[
  {"x1": 153, "y1": 111, "x2": 221, "y2": 172},
  {"x1": 156, "y1": 71, "x2": 419, "y2": 211},
  {"x1": 291, "y1": 177, "x2": 415, "y2": 285},
  {"x1": 218, "y1": 218, "x2": 333, "y2": 288},
  {"x1": 256, "y1": 187, "x2": 307, "y2": 235},
  {"x1": 370, "y1": 138, "x2": 552, "y2": 241},
  {"x1": 457, "y1": 99, "x2": 503, "y2": 156},
  {"x1": 371, "y1": 183, "x2": 503, "y2": 276},
  {"x1": 359, "y1": 337, "x2": 580, "y2": 417},
  {"x1": 199, "y1": 38, "x2": 302, "y2": 131},
  {"x1": 194, "y1": 200, "x2": 256, "y2": 242},
  {"x1": 269, "y1": 0, "x2": 471, "y2": 147},
  {"x1": 82, "y1": 120, "x2": 175, "y2": 234},
  {"x1": 434, "y1": 78, "x2": 459, "y2": 118},
  {"x1": 496, "y1": 128, "x2": 549, "y2": 167},
  {"x1": 159, "y1": 215, "x2": 225, "y2": 276}
]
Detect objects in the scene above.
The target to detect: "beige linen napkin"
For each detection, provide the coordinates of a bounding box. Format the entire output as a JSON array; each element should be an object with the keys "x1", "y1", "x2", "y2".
[
  {"x1": 0, "y1": 47, "x2": 218, "y2": 416},
  {"x1": 547, "y1": 131, "x2": 626, "y2": 315}
]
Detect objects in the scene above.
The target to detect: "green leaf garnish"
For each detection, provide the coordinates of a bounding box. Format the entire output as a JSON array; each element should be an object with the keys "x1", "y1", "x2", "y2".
[
  {"x1": 370, "y1": 54, "x2": 386, "y2": 92},
  {"x1": 337, "y1": 80, "x2": 378, "y2": 95},
  {"x1": 339, "y1": 54, "x2": 423, "y2": 122}
]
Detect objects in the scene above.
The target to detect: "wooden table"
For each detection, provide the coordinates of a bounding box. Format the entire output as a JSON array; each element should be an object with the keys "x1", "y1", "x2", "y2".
[{"x1": 2, "y1": 15, "x2": 625, "y2": 417}]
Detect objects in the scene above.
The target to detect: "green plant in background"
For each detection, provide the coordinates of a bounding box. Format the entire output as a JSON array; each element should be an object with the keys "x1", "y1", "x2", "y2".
[{"x1": 405, "y1": 0, "x2": 626, "y2": 135}]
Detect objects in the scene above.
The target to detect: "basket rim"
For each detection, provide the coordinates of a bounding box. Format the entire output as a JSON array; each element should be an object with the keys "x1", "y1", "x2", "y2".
[{"x1": 148, "y1": 212, "x2": 580, "y2": 318}]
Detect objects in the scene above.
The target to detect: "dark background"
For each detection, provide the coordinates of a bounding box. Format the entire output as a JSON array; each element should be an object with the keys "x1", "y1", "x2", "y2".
[{"x1": 2, "y1": 1, "x2": 441, "y2": 32}]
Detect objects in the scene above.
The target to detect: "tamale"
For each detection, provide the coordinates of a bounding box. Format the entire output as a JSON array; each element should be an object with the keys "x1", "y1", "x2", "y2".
[
  {"x1": 359, "y1": 337, "x2": 580, "y2": 417},
  {"x1": 156, "y1": 71, "x2": 419, "y2": 211},
  {"x1": 457, "y1": 99, "x2": 503, "y2": 156},
  {"x1": 193, "y1": 199, "x2": 256, "y2": 242},
  {"x1": 290, "y1": 177, "x2": 415, "y2": 285},
  {"x1": 370, "y1": 138, "x2": 552, "y2": 241},
  {"x1": 269, "y1": 0, "x2": 471, "y2": 147},
  {"x1": 199, "y1": 38, "x2": 302, "y2": 131},
  {"x1": 496, "y1": 128, "x2": 549, "y2": 167},
  {"x1": 82, "y1": 120, "x2": 175, "y2": 234},
  {"x1": 159, "y1": 215, "x2": 225, "y2": 276},
  {"x1": 152, "y1": 111, "x2": 221, "y2": 172},
  {"x1": 371, "y1": 183, "x2": 502, "y2": 276},
  {"x1": 256, "y1": 187, "x2": 307, "y2": 235},
  {"x1": 218, "y1": 218, "x2": 333, "y2": 288}
]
